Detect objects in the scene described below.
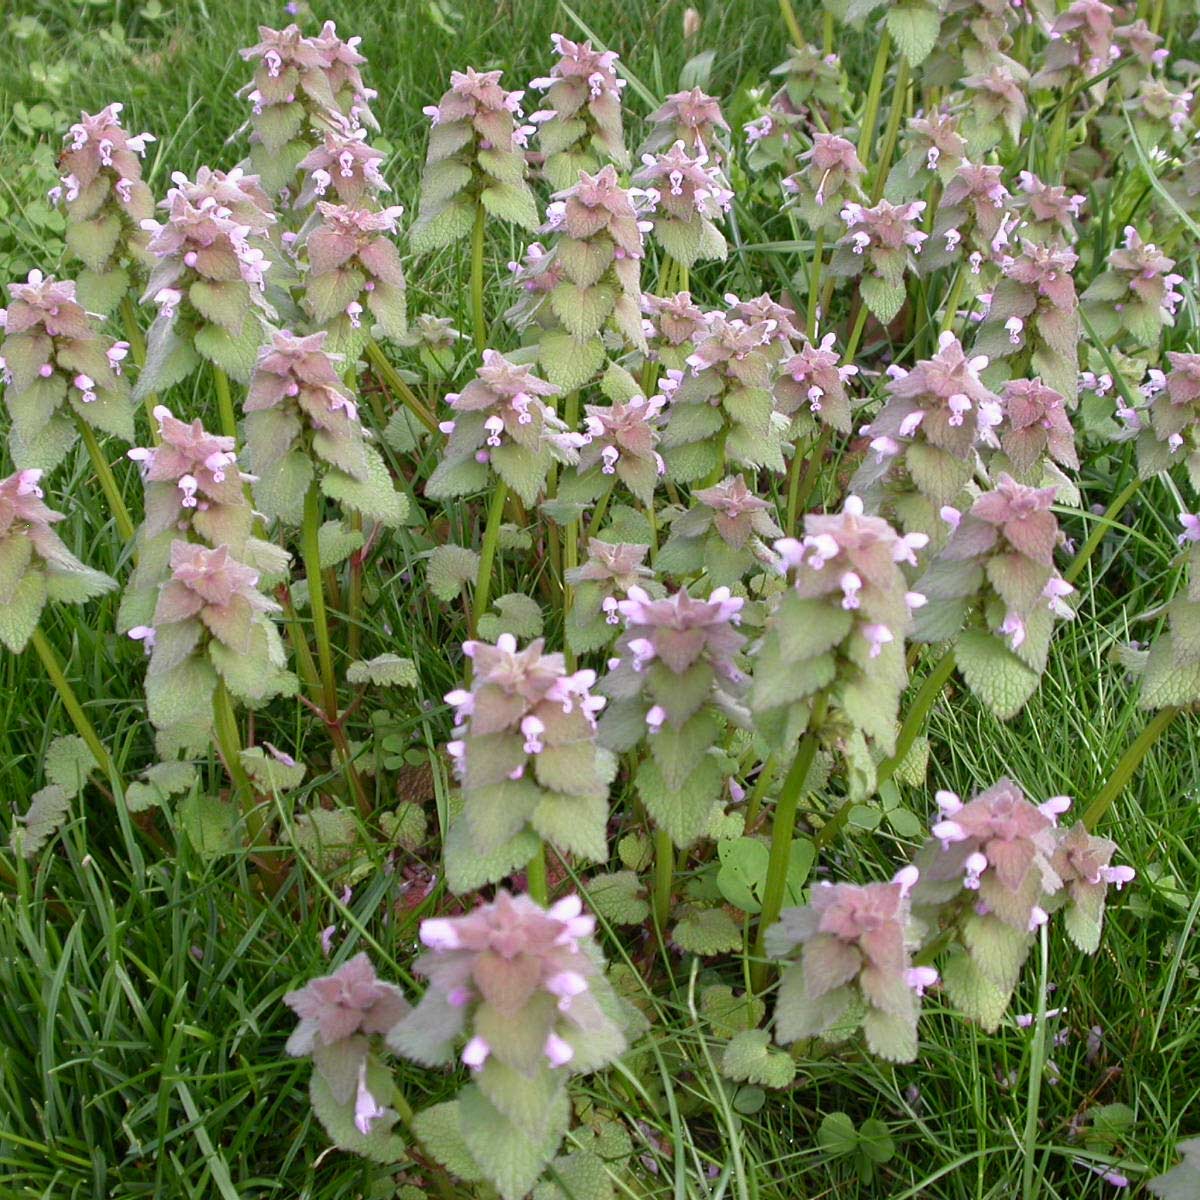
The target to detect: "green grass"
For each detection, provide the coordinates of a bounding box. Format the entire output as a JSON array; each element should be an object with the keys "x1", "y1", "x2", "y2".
[{"x1": 1, "y1": 0, "x2": 1199, "y2": 1197}]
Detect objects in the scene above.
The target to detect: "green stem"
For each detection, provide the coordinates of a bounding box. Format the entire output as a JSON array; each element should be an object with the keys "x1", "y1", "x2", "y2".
[
  {"x1": 212, "y1": 678, "x2": 260, "y2": 840},
  {"x1": 30, "y1": 627, "x2": 116, "y2": 784},
  {"x1": 1063, "y1": 476, "x2": 1142, "y2": 585},
  {"x1": 471, "y1": 480, "x2": 509, "y2": 638},
  {"x1": 583, "y1": 479, "x2": 617, "y2": 542},
  {"x1": 119, "y1": 296, "x2": 159, "y2": 445},
  {"x1": 751, "y1": 697, "x2": 828, "y2": 992},
  {"x1": 1082, "y1": 706, "x2": 1179, "y2": 831},
  {"x1": 870, "y1": 55, "x2": 910, "y2": 203},
  {"x1": 807, "y1": 229, "x2": 825, "y2": 339},
  {"x1": 742, "y1": 753, "x2": 778, "y2": 829},
  {"x1": 470, "y1": 202, "x2": 487, "y2": 354},
  {"x1": 875, "y1": 649, "x2": 958, "y2": 790},
  {"x1": 856, "y1": 29, "x2": 893, "y2": 167},
  {"x1": 778, "y1": 0, "x2": 805, "y2": 47},
  {"x1": 346, "y1": 512, "x2": 364, "y2": 660},
  {"x1": 652, "y1": 827, "x2": 675, "y2": 930},
  {"x1": 937, "y1": 269, "x2": 968, "y2": 336},
  {"x1": 787, "y1": 425, "x2": 831, "y2": 534},
  {"x1": 212, "y1": 365, "x2": 238, "y2": 442},
  {"x1": 1020, "y1": 925, "x2": 1050, "y2": 1200},
  {"x1": 301, "y1": 483, "x2": 339, "y2": 720},
  {"x1": 365, "y1": 337, "x2": 438, "y2": 434},
  {"x1": 526, "y1": 841, "x2": 549, "y2": 906},
  {"x1": 280, "y1": 586, "x2": 321, "y2": 698},
  {"x1": 72, "y1": 413, "x2": 136, "y2": 543},
  {"x1": 843, "y1": 299, "x2": 870, "y2": 362}
]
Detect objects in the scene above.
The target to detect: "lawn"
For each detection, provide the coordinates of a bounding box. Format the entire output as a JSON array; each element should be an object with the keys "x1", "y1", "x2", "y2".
[{"x1": 1, "y1": 0, "x2": 1199, "y2": 1197}]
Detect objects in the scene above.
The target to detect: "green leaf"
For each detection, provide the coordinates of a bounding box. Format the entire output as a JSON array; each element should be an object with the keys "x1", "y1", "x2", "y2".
[
  {"x1": 346, "y1": 654, "x2": 418, "y2": 687},
  {"x1": 700, "y1": 984, "x2": 765, "y2": 1037},
  {"x1": 721, "y1": 1029, "x2": 796, "y2": 1088},
  {"x1": 309, "y1": 1058, "x2": 407, "y2": 1164},
  {"x1": 412, "y1": 1101, "x2": 487, "y2": 1184},
  {"x1": 11, "y1": 783, "x2": 72, "y2": 857},
  {"x1": 549, "y1": 282, "x2": 616, "y2": 340},
  {"x1": 636, "y1": 754, "x2": 723, "y2": 849},
  {"x1": 538, "y1": 330, "x2": 606, "y2": 391},
  {"x1": 240, "y1": 746, "x2": 306, "y2": 792},
  {"x1": 491, "y1": 442, "x2": 550, "y2": 506},
  {"x1": 584, "y1": 870, "x2": 649, "y2": 925},
  {"x1": 459, "y1": 1082, "x2": 569, "y2": 1200},
  {"x1": 428, "y1": 544, "x2": 480, "y2": 602},
  {"x1": 317, "y1": 519, "x2": 364, "y2": 567},
  {"x1": 410, "y1": 195, "x2": 477, "y2": 252},
  {"x1": 193, "y1": 317, "x2": 262, "y2": 384},
  {"x1": 532, "y1": 1150, "x2": 614, "y2": 1200},
  {"x1": 817, "y1": 1112, "x2": 858, "y2": 1157},
  {"x1": 650, "y1": 711, "x2": 719, "y2": 793},
  {"x1": 44, "y1": 735, "x2": 97, "y2": 795},
  {"x1": 860, "y1": 274, "x2": 906, "y2": 324},
  {"x1": 531, "y1": 790, "x2": 608, "y2": 861},
  {"x1": 0, "y1": 570, "x2": 46, "y2": 652},
  {"x1": 444, "y1": 818, "x2": 540, "y2": 894},
  {"x1": 716, "y1": 836, "x2": 769, "y2": 913},
  {"x1": 253, "y1": 451, "x2": 313, "y2": 525},
  {"x1": 886, "y1": 2, "x2": 941, "y2": 64},
  {"x1": 479, "y1": 180, "x2": 540, "y2": 230},
  {"x1": 478, "y1": 592, "x2": 544, "y2": 641},
  {"x1": 178, "y1": 793, "x2": 238, "y2": 856},
  {"x1": 940, "y1": 947, "x2": 1011, "y2": 1033},
  {"x1": 673, "y1": 906, "x2": 742, "y2": 956},
  {"x1": 955, "y1": 630, "x2": 1040, "y2": 720},
  {"x1": 321, "y1": 446, "x2": 408, "y2": 526}
]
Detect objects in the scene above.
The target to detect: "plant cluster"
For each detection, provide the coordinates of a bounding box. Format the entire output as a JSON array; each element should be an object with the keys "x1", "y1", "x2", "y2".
[{"x1": 4, "y1": 2, "x2": 1198, "y2": 1196}]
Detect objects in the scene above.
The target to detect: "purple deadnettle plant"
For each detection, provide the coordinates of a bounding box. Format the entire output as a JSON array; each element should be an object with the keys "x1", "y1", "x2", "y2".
[
  {"x1": 599, "y1": 585, "x2": 747, "y2": 848},
  {"x1": 659, "y1": 311, "x2": 788, "y2": 481},
  {"x1": 782, "y1": 132, "x2": 866, "y2": 236},
  {"x1": 977, "y1": 238, "x2": 1081, "y2": 401},
  {"x1": 239, "y1": 22, "x2": 379, "y2": 196},
  {"x1": 118, "y1": 405, "x2": 287, "y2": 640},
  {"x1": 886, "y1": 110, "x2": 966, "y2": 199},
  {"x1": 295, "y1": 122, "x2": 389, "y2": 210},
  {"x1": 852, "y1": 331, "x2": 1002, "y2": 516},
  {"x1": 1134, "y1": 510, "x2": 1200, "y2": 710},
  {"x1": 775, "y1": 330, "x2": 860, "y2": 436},
  {"x1": 996, "y1": 377, "x2": 1079, "y2": 479},
  {"x1": 1082, "y1": 224, "x2": 1184, "y2": 348},
  {"x1": 641, "y1": 86, "x2": 731, "y2": 165},
  {"x1": 655, "y1": 475, "x2": 783, "y2": 588},
  {"x1": 641, "y1": 289, "x2": 710, "y2": 371},
  {"x1": 146, "y1": 540, "x2": 296, "y2": 718},
  {"x1": 391, "y1": 892, "x2": 627, "y2": 1200},
  {"x1": 507, "y1": 163, "x2": 648, "y2": 391},
  {"x1": 765, "y1": 867, "x2": 930, "y2": 1062},
  {"x1": 411, "y1": 66, "x2": 539, "y2": 252},
  {"x1": 830, "y1": 197, "x2": 928, "y2": 324},
  {"x1": 563, "y1": 538, "x2": 658, "y2": 654},
  {"x1": 752, "y1": 496, "x2": 923, "y2": 789},
  {"x1": 137, "y1": 168, "x2": 279, "y2": 388},
  {"x1": 52, "y1": 103, "x2": 156, "y2": 313},
  {"x1": 243, "y1": 328, "x2": 406, "y2": 526},
  {"x1": 1132, "y1": 352, "x2": 1200, "y2": 487},
  {"x1": 913, "y1": 473, "x2": 1075, "y2": 719},
  {"x1": 527, "y1": 34, "x2": 629, "y2": 190},
  {"x1": 0, "y1": 468, "x2": 116, "y2": 652},
  {"x1": 440, "y1": 635, "x2": 612, "y2": 892},
  {"x1": 0, "y1": 270, "x2": 135, "y2": 469},
  {"x1": 283, "y1": 952, "x2": 410, "y2": 1159},
  {"x1": 425, "y1": 349, "x2": 576, "y2": 506},
  {"x1": 634, "y1": 140, "x2": 732, "y2": 270},
  {"x1": 299, "y1": 201, "x2": 407, "y2": 353},
  {"x1": 911, "y1": 779, "x2": 1129, "y2": 1030}
]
